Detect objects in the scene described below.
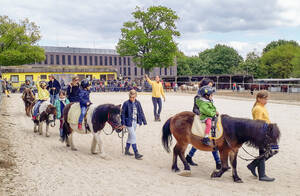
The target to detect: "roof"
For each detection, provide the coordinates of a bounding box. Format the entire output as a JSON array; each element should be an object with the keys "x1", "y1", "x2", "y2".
[
  {"x1": 0, "y1": 65, "x2": 117, "y2": 73},
  {"x1": 41, "y1": 46, "x2": 118, "y2": 55}
]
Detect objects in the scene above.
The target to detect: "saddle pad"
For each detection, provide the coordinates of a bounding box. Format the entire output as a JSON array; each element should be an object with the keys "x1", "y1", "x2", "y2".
[
  {"x1": 39, "y1": 101, "x2": 51, "y2": 114},
  {"x1": 191, "y1": 115, "x2": 223, "y2": 139},
  {"x1": 68, "y1": 103, "x2": 84, "y2": 125}
]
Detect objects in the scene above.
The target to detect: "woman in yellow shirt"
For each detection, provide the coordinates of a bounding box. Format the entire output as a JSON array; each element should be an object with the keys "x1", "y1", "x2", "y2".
[{"x1": 247, "y1": 90, "x2": 275, "y2": 182}]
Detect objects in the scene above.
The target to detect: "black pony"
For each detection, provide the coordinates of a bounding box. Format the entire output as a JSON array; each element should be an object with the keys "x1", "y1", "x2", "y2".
[
  {"x1": 62, "y1": 103, "x2": 123, "y2": 159},
  {"x1": 162, "y1": 113, "x2": 280, "y2": 182}
]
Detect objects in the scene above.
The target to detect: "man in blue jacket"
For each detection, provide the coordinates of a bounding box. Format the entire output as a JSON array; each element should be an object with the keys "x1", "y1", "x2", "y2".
[{"x1": 47, "y1": 75, "x2": 61, "y2": 105}]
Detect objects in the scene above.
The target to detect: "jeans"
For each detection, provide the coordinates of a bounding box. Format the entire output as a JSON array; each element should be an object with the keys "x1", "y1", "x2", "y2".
[
  {"x1": 152, "y1": 97, "x2": 162, "y2": 118},
  {"x1": 50, "y1": 93, "x2": 59, "y2": 105},
  {"x1": 33, "y1": 100, "x2": 44, "y2": 117},
  {"x1": 126, "y1": 120, "x2": 137, "y2": 144},
  {"x1": 78, "y1": 105, "x2": 87, "y2": 123}
]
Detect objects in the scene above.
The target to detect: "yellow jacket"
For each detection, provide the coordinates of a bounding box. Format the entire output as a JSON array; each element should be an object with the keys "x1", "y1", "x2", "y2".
[
  {"x1": 252, "y1": 103, "x2": 271, "y2": 124},
  {"x1": 147, "y1": 78, "x2": 165, "y2": 99},
  {"x1": 36, "y1": 80, "x2": 50, "y2": 101}
]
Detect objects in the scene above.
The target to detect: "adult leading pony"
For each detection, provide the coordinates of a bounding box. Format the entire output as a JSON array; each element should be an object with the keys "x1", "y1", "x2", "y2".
[
  {"x1": 22, "y1": 88, "x2": 35, "y2": 116},
  {"x1": 162, "y1": 112, "x2": 280, "y2": 183},
  {"x1": 62, "y1": 103, "x2": 123, "y2": 159}
]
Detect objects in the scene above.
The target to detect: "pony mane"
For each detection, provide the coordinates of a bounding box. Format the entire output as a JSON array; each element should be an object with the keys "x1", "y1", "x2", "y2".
[
  {"x1": 221, "y1": 114, "x2": 280, "y2": 149},
  {"x1": 92, "y1": 104, "x2": 121, "y2": 125}
]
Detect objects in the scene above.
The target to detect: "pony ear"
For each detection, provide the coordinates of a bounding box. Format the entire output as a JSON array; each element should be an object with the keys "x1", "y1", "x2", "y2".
[{"x1": 117, "y1": 104, "x2": 121, "y2": 109}]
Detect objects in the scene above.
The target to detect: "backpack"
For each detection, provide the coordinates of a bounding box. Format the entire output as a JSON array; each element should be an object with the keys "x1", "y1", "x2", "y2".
[{"x1": 192, "y1": 95, "x2": 200, "y2": 115}]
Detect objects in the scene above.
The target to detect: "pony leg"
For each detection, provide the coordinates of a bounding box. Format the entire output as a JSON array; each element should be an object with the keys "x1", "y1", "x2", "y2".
[
  {"x1": 33, "y1": 123, "x2": 37, "y2": 133},
  {"x1": 45, "y1": 123, "x2": 50, "y2": 137},
  {"x1": 69, "y1": 133, "x2": 77, "y2": 151},
  {"x1": 211, "y1": 149, "x2": 230, "y2": 178},
  {"x1": 94, "y1": 132, "x2": 108, "y2": 159},
  {"x1": 38, "y1": 123, "x2": 43, "y2": 135},
  {"x1": 229, "y1": 151, "x2": 243, "y2": 183},
  {"x1": 176, "y1": 144, "x2": 191, "y2": 177},
  {"x1": 91, "y1": 135, "x2": 97, "y2": 154},
  {"x1": 171, "y1": 145, "x2": 180, "y2": 172}
]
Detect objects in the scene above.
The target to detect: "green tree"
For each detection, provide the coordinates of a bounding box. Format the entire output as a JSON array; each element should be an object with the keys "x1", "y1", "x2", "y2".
[
  {"x1": 240, "y1": 51, "x2": 262, "y2": 78},
  {"x1": 261, "y1": 44, "x2": 300, "y2": 78},
  {"x1": 198, "y1": 44, "x2": 243, "y2": 74},
  {"x1": 116, "y1": 6, "x2": 180, "y2": 74},
  {"x1": 263, "y1": 39, "x2": 299, "y2": 54},
  {"x1": 0, "y1": 16, "x2": 45, "y2": 66}
]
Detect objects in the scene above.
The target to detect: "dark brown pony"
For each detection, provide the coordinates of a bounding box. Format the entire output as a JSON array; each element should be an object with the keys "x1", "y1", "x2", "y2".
[
  {"x1": 22, "y1": 88, "x2": 35, "y2": 116},
  {"x1": 162, "y1": 112, "x2": 280, "y2": 183}
]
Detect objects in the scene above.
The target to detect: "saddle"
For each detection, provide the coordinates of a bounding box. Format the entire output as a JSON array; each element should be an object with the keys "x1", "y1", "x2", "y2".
[
  {"x1": 67, "y1": 103, "x2": 91, "y2": 132},
  {"x1": 191, "y1": 115, "x2": 223, "y2": 140}
]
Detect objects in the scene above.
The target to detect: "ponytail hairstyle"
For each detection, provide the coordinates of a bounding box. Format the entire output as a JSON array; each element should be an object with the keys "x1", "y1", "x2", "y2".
[
  {"x1": 252, "y1": 90, "x2": 269, "y2": 110},
  {"x1": 199, "y1": 78, "x2": 214, "y2": 88}
]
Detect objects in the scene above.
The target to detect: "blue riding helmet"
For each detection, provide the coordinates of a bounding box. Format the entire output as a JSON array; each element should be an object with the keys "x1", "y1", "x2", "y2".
[
  {"x1": 81, "y1": 79, "x2": 91, "y2": 89},
  {"x1": 199, "y1": 85, "x2": 215, "y2": 97}
]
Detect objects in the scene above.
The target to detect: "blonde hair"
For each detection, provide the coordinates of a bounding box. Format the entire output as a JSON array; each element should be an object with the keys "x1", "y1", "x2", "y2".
[
  {"x1": 72, "y1": 76, "x2": 79, "y2": 81},
  {"x1": 252, "y1": 90, "x2": 269, "y2": 109},
  {"x1": 129, "y1": 89, "x2": 137, "y2": 97}
]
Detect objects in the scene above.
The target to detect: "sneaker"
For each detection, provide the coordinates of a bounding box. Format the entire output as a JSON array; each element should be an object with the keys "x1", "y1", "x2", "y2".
[
  {"x1": 202, "y1": 137, "x2": 211, "y2": 146},
  {"x1": 78, "y1": 123, "x2": 83, "y2": 130}
]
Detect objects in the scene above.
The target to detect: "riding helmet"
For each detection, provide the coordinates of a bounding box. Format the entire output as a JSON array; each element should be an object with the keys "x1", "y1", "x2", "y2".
[
  {"x1": 81, "y1": 79, "x2": 91, "y2": 89},
  {"x1": 199, "y1": 85, "x2": 215, "y2": 97}
]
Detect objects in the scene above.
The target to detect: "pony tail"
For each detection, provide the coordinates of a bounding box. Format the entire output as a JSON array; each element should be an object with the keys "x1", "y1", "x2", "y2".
[{"x1": 162, "y1": 117, "x2": 172, "y2": 153}]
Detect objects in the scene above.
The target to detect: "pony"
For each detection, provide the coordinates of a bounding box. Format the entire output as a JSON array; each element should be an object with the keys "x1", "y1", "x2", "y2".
[
  {"x1": 22, "y1": 88, "x2": 35, "y2": 117},
  {"x1": 62, "y1": 103, "x2": 123, "y2": 159},
  {"x1": 162, "y1": 112, "x2": 280, "y2": 183},
  {"x1": 31, "y1": 101, "x2": 57, "y2": 137}
]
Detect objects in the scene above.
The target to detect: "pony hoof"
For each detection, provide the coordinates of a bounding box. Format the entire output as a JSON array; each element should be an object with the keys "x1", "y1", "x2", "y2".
[
  {"x1": 234, "y1": 177, "x2": 243, "y2": 183},
  {"x1": 100, "y1": 154, "x2": 110, "y2": 160},
  {"x1": 172, "y1": 168, "x2": 180, "y2": 173},
  {"x1": 91, "y1": 152, "x2": 98, "y2": 155},
  {"x1": 71, "y1": 148, "x2": 78, "y2": 151},
  {"x1": 66, "y1": 144, "x2": 70, "y2": 147},
  {"x1": 211, "y1": 171, "x2": 221, "y2": 178},
  {"x1": 46, "y1": 134, "x2": 50, "y2": 137},
  {"x1": 178, "y1": 170, "x2": 191, "y2": 177}
]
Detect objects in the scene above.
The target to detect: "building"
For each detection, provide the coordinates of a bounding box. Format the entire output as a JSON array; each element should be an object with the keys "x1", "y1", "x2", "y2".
[{"x1": 31, "y1": 46, "x2": 177, "y2": 80}]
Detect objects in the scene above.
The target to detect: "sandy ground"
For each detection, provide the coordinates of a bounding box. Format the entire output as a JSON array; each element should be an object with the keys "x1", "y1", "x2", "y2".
[{"x1": 0, "y1": 92, "x2": 300, "y2": 196}]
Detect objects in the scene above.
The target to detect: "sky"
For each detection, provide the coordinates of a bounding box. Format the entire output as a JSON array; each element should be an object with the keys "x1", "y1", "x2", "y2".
[{"x1": 1, "y1": 0, "x2": 300, "y2": 58}]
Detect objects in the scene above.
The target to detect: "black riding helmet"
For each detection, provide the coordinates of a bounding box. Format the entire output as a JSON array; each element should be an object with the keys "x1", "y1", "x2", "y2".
[
  {"x1": 199, "y1": 85, "x2": 215, "y2": 97},
  {"x1": 81, "y1": 79, "x2": 91, "y2": 89}
]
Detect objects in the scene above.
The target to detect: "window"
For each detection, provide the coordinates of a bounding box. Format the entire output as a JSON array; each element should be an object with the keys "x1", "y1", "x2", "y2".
[
  {"x1": 25, "y1": 75, "x2": 33, "y2": 81},
  {"x1": 10, "y1": 75, "x2": 19, "y2": 83},
  {"x1": 73, "y1": 56, "x2": 77, "y2": 65},
  {"x1": 114, "y1": 57, "x2": 117, "y2": 65},
  {"x1": 100, "y1": 56, "x2": 103, "y2": 65},
  {"x1": 128, "y1": 67, "x2": 131, "y2": 75},
  {"x1": 141, "y1": 68, "x2": 143, "y2": 75},
  {"x1": 44, "y1": 55, "x2": 48, "y2": 64},
  {"x1": 94, "y1": 56, "x2": 98, "y2": 65},
  {"x1": 62, "y1": 55, "x2": 65, "y2": 65},
  {"x1": 134, "y1": 67, "x2": 137, "y2": 76},
  {"x1": 40, "y1": 75, "x2": 47, "y2": 80},
  {"x1": 165, "y1": 68, "x2": 167, "y2": 75},
  {"x1": 89, "y1": 56, "x2": 93, "y2": 65},
  {"x1": 128, "y1": 57, "x2": 131, "y2": 66},
  {"x1": 50, "y1": 55, "x2": 54, "y2": 65},
  {"x1": 123, "y1": 57, "x2": 126, "y2": 66},
  {"x1": 123, "y1": 67, "x2": 126, "y2": 76},
  {"x1": 68, "y1": 55, "x2": 71, "y2": 65},
  {"x1": 79, "y1": 56, "x2": 82, "y2": 65},
  {"x1": 170, "y1": 67, "x2": 172, "y2": 75},
  {"x1": 100, "y1": 74, "x2": 106, "y2": 81},
  {"x1": 119, "y1": 57, "x2": 121, "y2": 65},
  {"x1": 56, "y1": 55, "x2": 60, "y2": 65},
  {"x1": 84, "y1": 56, "x2": 87, "y2": 65},
  {"x1": 160, "y1": 68, "x2": 162, "y2": 75},
  {"x1": 119, "y1": 67, "x2": 122, "y2": 75},
  {"x1": 109, "y1": 56, "x2": 112, "y2": 65},
  {"x1": 104, "y1": 56, "x2": 107, "y2": 65}
]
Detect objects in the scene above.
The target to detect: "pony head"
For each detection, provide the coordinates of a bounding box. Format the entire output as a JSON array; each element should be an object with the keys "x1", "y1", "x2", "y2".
[
  {"x1": 107, "y1": 104, "x2": 123, "y2": 132},
  {"x1": 45, "y1": 104, "x2": 57, "y2": 127}
]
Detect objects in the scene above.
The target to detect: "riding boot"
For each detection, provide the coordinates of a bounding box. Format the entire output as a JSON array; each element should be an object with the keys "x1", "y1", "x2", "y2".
[
  {"x1": 157, "y1": 114, "x2": 161, "y2": 122},
  {"x1": 247, "y1": 159, "x2": 259, "y2": 177},
  {"x1": 186, "y1": 155, "x2": 198, "y2": 166},
  {"x1": 258, "y1": 158, "x2": 275, "y2": 182},
  {"x1": 132, "y1": 144, "x2": 143, "y2": 160},
  {"x1": 125, "y1": 143, "x2": 134, "y2": 156}
]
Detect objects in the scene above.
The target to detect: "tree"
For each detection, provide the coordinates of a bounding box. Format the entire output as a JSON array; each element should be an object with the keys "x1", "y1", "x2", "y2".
[
  {"x1": 198, "y1": 44, "x2": 243, "y2": 74},
  {"x1": 263, "y1": 39, "x2": 299, "y2": 54},
  {"x1": 116, "y1": 6, "x2": 180, "y2": 74},
  {"x1": 240, "y1": 51, "x2": 262, "y2": 78},
  {"x1": 261, "y1": 44, "x2": 300, "y2": 78},
  {"x1": 0, "y1": 16, "x2": 45, "y2": 66}
]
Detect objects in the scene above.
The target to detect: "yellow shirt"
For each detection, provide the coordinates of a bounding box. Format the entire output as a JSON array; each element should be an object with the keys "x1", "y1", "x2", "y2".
[
  {"x1": 36, "y1": 80, "x2": 50, "y2": 101},
  {"x1": 252, "y1": 103, "x2": 271, "y2": 124},
  {"x1": 146, "y1": 78, "x2": 165, "y2": 99}
]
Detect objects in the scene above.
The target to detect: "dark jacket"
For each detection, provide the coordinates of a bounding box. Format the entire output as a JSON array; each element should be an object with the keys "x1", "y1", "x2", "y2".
[
  {"x1": 67, "y1": 84, "x2": 80, "y2": 102},
  {"x1": 121, "y1": 99, "x2": 147, "y2": 127},
  {"x1": 79, "y1": 89, "x2": 91, "y2": 107},
  {"x1": 47, "y1": 79, "x2": 61, "y2": 95},
  {"x1": 192, "y1": 95, "x2": 200, "y2": 115}
]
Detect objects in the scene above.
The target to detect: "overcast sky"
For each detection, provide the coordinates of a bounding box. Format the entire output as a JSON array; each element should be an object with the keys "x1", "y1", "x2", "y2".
[{"x1": 1, "y1": 0, "x2": 300, "y2": 58}]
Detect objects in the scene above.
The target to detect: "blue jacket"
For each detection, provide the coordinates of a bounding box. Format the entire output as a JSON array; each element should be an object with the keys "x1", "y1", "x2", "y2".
[
  {"x1": 121, "y1": 99, "x2": 147, "y2": 127},
  {"x1": 79, "y1": 89, "x2": 91, "y2": 107},
  {"x1": 47, "y1": 79, "x2": 61, "y2": 95}
]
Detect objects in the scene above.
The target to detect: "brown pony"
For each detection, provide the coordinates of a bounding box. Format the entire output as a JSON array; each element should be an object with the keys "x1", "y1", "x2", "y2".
[
  {"x1": 162, "y1": 112, "x2": 280, "y2": 183},
  {"x1": 22, "y1": 88, "x2": 35, "y2": 116}
]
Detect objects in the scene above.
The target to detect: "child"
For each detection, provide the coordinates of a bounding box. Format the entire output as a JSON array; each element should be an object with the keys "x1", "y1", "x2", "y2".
[
  {"x1": 32, "y1": 76, "x2": 50, "y2": 120},
  {"x1": 78, "y1": 79, "x2": 92, "y2": 130},
  {"x1": 196, "y1": 85, "x2": 217, "y2": 146},
  {"x1": 54, "y1": 90, "x2": 70, "y2": 141},
  {"x1": 121, "y1": 90, "x2": 147, "y2": 160}
]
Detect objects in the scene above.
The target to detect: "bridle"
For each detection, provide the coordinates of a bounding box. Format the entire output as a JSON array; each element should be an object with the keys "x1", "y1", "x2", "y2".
[{"x1": 107, "y1": 112, "x2": 122, "y2": 131}]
